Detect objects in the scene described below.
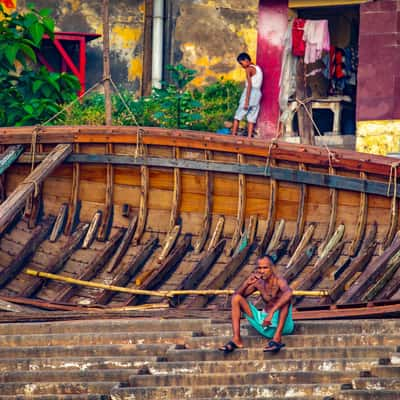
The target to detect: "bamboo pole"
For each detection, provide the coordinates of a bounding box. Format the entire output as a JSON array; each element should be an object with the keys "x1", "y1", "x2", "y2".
[
  {"x1": 24, "y1": 269, "x2": 329, "y2": 298},
  {"x1": 103, "y1": 0, "x2": 112, "y2": 125}
]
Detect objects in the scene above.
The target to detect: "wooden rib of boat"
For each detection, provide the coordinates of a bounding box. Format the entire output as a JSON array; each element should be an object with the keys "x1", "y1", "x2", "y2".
[{"x1": 0, "y1": 125, "x2": 400, "y2": 320}]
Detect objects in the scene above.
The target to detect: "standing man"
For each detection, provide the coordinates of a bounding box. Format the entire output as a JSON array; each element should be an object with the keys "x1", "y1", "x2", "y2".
[
  {"x1": 219, "y1": 255, "x2": 294, "y2": 353},
  {"x1": 232, "y1": 53, "x2": 263, "y2": 138}
]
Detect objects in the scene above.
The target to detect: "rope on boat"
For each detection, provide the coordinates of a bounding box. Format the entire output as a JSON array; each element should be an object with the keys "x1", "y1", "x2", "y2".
[{"x1": 24, "y1": 268, "x2": 329, "y2": 298}]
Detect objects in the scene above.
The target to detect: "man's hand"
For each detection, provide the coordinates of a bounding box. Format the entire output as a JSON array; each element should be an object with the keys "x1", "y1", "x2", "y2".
[{"x1": 262, "y1": 314, "x2": 272, "y2": 327}]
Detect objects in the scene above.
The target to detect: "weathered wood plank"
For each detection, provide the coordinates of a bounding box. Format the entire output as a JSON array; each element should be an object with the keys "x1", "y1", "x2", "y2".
[
  {"x1": 194, "y1": 150, "x2": 213, "y2": 254},
  {"x1": 0, "y1": 216, "x2": 55, "y2": 289},
  {"x1": 376, "y1": 267, "x2": 400, "y2": 300},
  {"x1": 266, "y1": 219, "x2": 285, "y2": 254},
  {"x1": 0, "y1": 145, "x2": 24, "y2": 175},
  {"x1": 126, "y1": 234, "x2": 192, "y2": 306},
  {"x1": 190, "y1": 243, "x2": 255, "y2": 308},
  {"x1": 325, "y1": 225, "x2": 377, "y2": 304},
  {"x1": 106, "y1": 214, "x2": 137, "y2": 273},
  {"x1": 175, "y1": 239, "x2": 226, "y2": 306},
  {"x1": 382, "y1": 195, "x2": 399, "y2": 250},
  {"x1": 54, "y1": 228, "x2": 126, "y2": 303},
  {"x1": 0, "y1": 144, "x2": 72, "y2": 235},
  {"x1": 95, "y1": 237, "x2": 159, "y2": 305},
  {"x1": 49, "y1": 203, "x2": 68, "y2": 243},
  {"x1": 286, "y1": 223, "x2": 315, "y2": 270},
  {"x1": 282, "y1": 244, "x2": 316, "y2": 284},
  {"x1": 82, "y1": 210, "x2": 102, "y2": 249},
  {"x1": 19, "y1": 223, "x2": 89, "y2": 298},
  {"x1": 0, "y1": 298, "x2": 34, "y2": 313},
  {"x1": 319, "y1": 224, "x2": 345, "y2": 261},
  {"x1": 338, "y1": 232, "x2": 400, "y2": 304},
  {"x1": 169, "y1": 148, "x2": 182, "y2": 231}
]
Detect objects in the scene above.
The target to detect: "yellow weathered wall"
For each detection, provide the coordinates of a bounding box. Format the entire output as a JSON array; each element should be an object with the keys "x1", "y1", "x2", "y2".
[
  {"x1": 170, "y1": 0, "x2": 259, "y2": 87},
  {"x1": 357, "y1": 120, "x2": 400, "y2": 156}
]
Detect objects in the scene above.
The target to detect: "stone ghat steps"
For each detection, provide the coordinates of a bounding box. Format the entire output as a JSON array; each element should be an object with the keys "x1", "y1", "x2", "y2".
[{"x1": 0, "y1": 318, "x2": 398, "y2": 399}]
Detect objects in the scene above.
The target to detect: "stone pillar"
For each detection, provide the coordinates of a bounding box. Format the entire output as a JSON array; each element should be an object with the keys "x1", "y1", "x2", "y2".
[
  {"x1": 256, "y1": 0, "x2": 288, "y2": 139},
  {"x1": 356, "y1": 0, "x2": 400, "y2": 154}
]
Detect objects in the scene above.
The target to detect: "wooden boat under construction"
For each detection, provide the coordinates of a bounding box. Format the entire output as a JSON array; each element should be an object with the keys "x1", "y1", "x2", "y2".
[{"x1": 0, "y1": 125, "x2": 400, "y2": 321}]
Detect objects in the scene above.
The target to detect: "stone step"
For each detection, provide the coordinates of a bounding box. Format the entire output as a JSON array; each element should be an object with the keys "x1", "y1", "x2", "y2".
[
  {"x1": 337, "y1": 390, "x2": 400, "y2": 399},
  {"x1": 1, "y1": 331, "x2": 397, "y2": 348},
  {"x1": 0, "y1": 369, "x2": 137, "y2": 384},
  {"x1": 110, "y1": 383, "x2": 342, "y2": 399},
  {"x1": 0, "y1": 381, "x2": 118, "y2": 396},
  {"x1": 143, "y1": 358, "x2": 380, "y2": 375},
  {"x1": 0, "y1": 395, "x2": 109, "y2": 400},
  {"x1": 371, "y1": 365, "x2": 400, "y2": 378},
  {"x1": 184, "y1": 334, "x2": 400, "y2": 349},
  {"x1": 352, "y1": 377, "x2": 400, "y2": 390},
  {"x1": 0, "y1": 344, "x2": 170, "y2": 359},
  {"x1": 1, "y1": 318, "x2": 399, "y2": 336},
  {"x1": 165, "y1": 346, "x2": 397, "y2": 362},
  {"x1": 391, "y1": 353, "x2": 400, "y2": 364},
  {"x1": 127, "y1": 370, "x2": 357, "y2": 387}
]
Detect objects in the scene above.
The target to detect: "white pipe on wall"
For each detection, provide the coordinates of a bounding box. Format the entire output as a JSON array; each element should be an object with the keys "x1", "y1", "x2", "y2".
[{"x1": 152, "y1": 0, "x2": 164, "y2": 89}]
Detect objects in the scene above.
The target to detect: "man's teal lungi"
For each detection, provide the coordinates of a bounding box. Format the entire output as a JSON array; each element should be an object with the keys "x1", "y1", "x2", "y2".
[{"x1": 244, "y1": 302, "x2": 294, "y2": 338}]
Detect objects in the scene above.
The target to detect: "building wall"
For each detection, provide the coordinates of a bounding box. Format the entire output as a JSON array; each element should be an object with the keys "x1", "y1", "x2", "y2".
[{"x1": 356, "y1": 0, "x2": 400, "y2": 155}]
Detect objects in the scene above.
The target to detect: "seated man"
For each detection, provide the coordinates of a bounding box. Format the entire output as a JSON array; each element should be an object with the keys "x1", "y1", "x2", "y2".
[{"x1": 219, "y1": 255, "x2": 294, "y2": 353}]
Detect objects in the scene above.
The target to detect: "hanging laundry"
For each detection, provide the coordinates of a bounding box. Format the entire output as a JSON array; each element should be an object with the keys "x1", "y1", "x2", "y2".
[
  {"x1": 303, "y1": 19, "x2": 330, "y2": 64},
  {"x1": 292, "y1": 18, "x2": 306, "y2": 57}
]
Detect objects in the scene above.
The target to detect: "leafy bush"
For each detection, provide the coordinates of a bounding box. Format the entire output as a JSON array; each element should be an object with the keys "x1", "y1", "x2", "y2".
[
  {"x1": 0, "y1": 4, "x2": 80, "y2": 126},
  {"x1": 58, "y1": 65, "x2": 242, "y2": 132}
]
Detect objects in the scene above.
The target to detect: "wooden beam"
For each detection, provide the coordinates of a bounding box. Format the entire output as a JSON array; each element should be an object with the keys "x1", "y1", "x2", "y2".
[
  {"x1": 247, "y1": 215, "x2": 258, "y2": 246},
  {"x1": 169, "y1": 148, "x2": 181, "y2": 231},
  {"x1": 95, "y1": 237, "x2": 159, "y2": 305},
  {"x1": 266, "y1": 219, "x2": 285, "y2": 254},
  {"x1": 0, "y1": 145, "x2": 24, "y2": 175},
  {"x1": 288, "y1": 164, "x2": 307, "y2": 256},
  {"x1": 0, "y1": 298, "x2": 34, "y2": 313},
  {"x1": 126, "y1": 234, "x2": 192, "y2": 305},
  {"x1": 283, "y1": 244, "x2": 316, "y2": 284},
  {"x1": 98, "y1": 143, "x2": 114, "y2": 241},
  {"x1": 194, "y1": 150, "x2": 213, "y2": 254},
  {"x1": 376, "y1": 267, "x2": 400, "y2": 300},
  {"x1": 82, "y1": 210, "x2": 103, "y2": 249},
  {"x1": 65, "y1": 144, "x2": 80, "y2": 236},
  {"x1": 349, "y1": 171, "x2": 368, "y2": 256},
  {"x1": 382, "y1": 193, "x2": 399, "y2": 250},
  {"x1": 225, "y1": 154, "x2": 246, "y2": 257},
  {"x1": 133, "y1": 147, "x2": 149, "y2": 244},
  {"x1": 19, "y1": 223, "x2": 89, "y2": 298},
  {"x1": 0, "y1": 144, "x2": 72, "y2": 235},
  {"x1": 318, "y1": 167, "x2": 338, "y2": 255},
  {"x1": 190, "y1": 243, "x2": 255, "y2": 308},
  {"x1": 286, "y1": 223, "x2": 315, "y2": 270},
  {"x1": 54, "y1": 228, "x2": 126, "y2": 303},
  {"x1": 207, "y1": 217, "x2": 224, "y2": 252},
  {"x1": 326, "y1": 225, "x2": 377, "y2": 304},
  {"x1": 259, "y1": 171, "x2": 277, "y2": 255},
  {"x1": 17, "y1": 152, "x2": 400, "y2": 199},
  {"x1": 174, "y1": 239, "x2": 226, "y2": 305},
  {"x1": 0, "y1": 216, "x2": 55, "y2": 289},
  {"x1": 338, "y1": 232, "x2": 400, "y2": 304},
  {"x1": 49, "y1": 203, "x2": 68, "y2": 242},
  {"x1": 295, "y1": 240, "x2": 344, "y2": 293},
  {"x1": 106, "y1": 214, "x2": 137, "y2": 273},
  {"x1": 319, "y1": 224, "x2": 344, "y2": 261},
  {"x1": 361, "y1": 249, "x2": 400, "y2": 302}
]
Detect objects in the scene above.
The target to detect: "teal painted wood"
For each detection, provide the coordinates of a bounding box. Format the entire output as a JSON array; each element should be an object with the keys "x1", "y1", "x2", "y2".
[
  {"x1": 64, "y1": 153, "x2": 398, "y2": 199},
  {"x1": 0, "y1": 145, "x2": 24, "y2": 175}
]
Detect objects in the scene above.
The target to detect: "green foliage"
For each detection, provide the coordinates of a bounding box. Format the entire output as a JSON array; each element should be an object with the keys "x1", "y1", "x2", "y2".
[
  {"x1": 0, "y1": 4, "x2": 80, "y2": 126},
  {"x1": 57, "y1": 64, "x2": 242, "y2": 132}
]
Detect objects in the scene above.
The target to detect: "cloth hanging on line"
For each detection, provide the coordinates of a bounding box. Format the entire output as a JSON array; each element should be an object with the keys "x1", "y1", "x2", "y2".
[
  {"x1": 292, "y1": 18, "x2": 306, "y2": 57},
  {"x1": 303, "y1": 19, "x2": 330, "y2": 64}
]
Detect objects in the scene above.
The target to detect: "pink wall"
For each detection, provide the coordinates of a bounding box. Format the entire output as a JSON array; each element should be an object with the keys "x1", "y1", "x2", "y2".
[
  {"x1": 357, "y1": 0, "x2": 400, "y2": 121},
  {"x1": 256, "y1": 0, "x2": 288, "y2": 138}
]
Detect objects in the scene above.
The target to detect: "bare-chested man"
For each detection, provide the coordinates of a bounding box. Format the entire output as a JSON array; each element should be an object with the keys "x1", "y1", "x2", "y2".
[{"x1": 219, "y1": 255, "x2": 294, "y2": 353}]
